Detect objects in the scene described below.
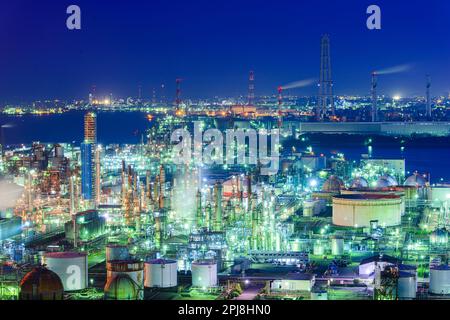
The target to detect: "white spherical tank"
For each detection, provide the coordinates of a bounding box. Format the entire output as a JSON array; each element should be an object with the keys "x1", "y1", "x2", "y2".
[
  {"x1": 144, "y1": 259, "x2": 177, "y2": 288},
  {"x1": 106, "y1": 244, "x2": 129, "y2": 262},
  {"x1": 429, "y1": 266, "x2": 450, "y2": 295},
  {"x1": 107, "y1": 260, "x2": 144, "y2": 288},
  {"x1": 43, "y1": 252, "x2": 88, "y2": 291},
  {"x1": 398, "y1": 272, "x2": 416, "y2": 299},
  {"x1": 331, "y1": 237, "x2": 344, "y2": 256},
  {"x1": 192, "y1": 260, "x2": 217, "y2": 288}
]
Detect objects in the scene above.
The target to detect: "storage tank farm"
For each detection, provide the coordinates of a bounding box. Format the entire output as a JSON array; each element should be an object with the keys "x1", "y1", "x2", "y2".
[{"x1": 9, "y1": 113, "x2": 450, "y2": 301}]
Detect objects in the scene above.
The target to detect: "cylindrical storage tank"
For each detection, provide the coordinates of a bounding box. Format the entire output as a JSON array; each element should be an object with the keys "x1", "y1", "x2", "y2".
[
  {"x1": 106, "y1": 244, "x2": 129, "y2": 262},
  {"x1": 303, "y1": 200, "x2": 314, "y2": 217},
  {"x1": 430, "y1": 228, "x2": 449, "y2": 246},
  {"x1": 144, "y1": 259, "x2": 177, "y2": 288},
  {"x1": 43, "y1": 252, "x2": 88, "y2": 291},
  {"x1": 311, "y1": 290, "x2": 328, "y2": 300},
  {"x1": 290, "y1": 239, "x2": 309, "y2": 252},
  {"x1": 429, "y1": 266, "x2": 450, "y2": 295},
  {"x1": 107, "y1": 260, "x2": 144, "y2": 288},
  {"x1": 192, "y1": 260, "x2": 217, "y2": 288},
  {"x1": 332, "y1": 194, "x2": 402, "y2": 227},
  {"x1": 313, "y1": 241, "x2": 324, "y2": 256},
  {"x1": 398, "y1": 272, "x2": 416, "y2": 300},
  {"x1": 331, "y1": 237, "x2": 344, "y2": 256}
]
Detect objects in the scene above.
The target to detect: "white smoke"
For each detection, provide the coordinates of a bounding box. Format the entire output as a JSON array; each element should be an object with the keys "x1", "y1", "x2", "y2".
[
  {"x1": 281, "y1": 78, "x2": 317, "y2": 90},
  {"x1": 0, "y1": 179, "x2": 24, "y2": 211},
  {"x1": 376, "y1": 64, "x2": 412, "y2": 75}
]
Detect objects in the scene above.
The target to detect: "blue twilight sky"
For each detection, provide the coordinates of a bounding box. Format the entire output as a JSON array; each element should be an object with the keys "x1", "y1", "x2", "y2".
[{"x1": 0, "y1": 0, "x2": 449, "y2": 104}]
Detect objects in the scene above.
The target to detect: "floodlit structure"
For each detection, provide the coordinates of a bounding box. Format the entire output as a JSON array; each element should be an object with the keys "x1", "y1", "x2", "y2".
[
  {"x1": 332, "y1": 194, "x2": 402, "y2": 227},
  {"x1": 270, "y1": 274, "x2": 315, "y2": 292}
]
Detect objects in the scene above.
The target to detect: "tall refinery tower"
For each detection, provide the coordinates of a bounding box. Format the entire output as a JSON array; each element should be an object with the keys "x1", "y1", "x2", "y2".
[
  {"x1": 317, "y1": 34, "x2": 334, "y2": 120},
  {"x1": 81, "y1": 112, "x2": 97, "y2": 203}
]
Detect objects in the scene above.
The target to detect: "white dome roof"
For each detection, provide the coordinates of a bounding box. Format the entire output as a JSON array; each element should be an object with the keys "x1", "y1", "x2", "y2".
[
  {"x1": 322, "y1": 175, "x2": 344, "y2": 192},
  {"x1": 404, "y1": 173, "x2": 427, "y2": 187},
  {"x1": 376, "y1": 175, "x2": 398, "y2": 188},
  {"x1": 350, "y1": 177, "x2": 369, "y2": 189}
]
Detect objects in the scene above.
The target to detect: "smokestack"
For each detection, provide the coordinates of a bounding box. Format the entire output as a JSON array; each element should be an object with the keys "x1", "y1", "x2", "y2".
[{"x1": 371, "y1": 72, "x2": 378, "y2": 122}]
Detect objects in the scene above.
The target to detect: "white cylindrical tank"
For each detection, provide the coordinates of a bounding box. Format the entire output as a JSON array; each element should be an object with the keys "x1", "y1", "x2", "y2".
[
  {"x1": 43, "y1": 252, "x2": 88, "y2": 291},
  {"x1": 303, "y1": 200, "x2": 314, "y2": 217},
  {"x1": 144, "y1": 259, "x2": 177, "y2": 288},
  {"x1": 398, "y1": 272, "x2": 416, "y2": 300},
  {"x1": 192, "y1": 260, "x2": 217, "y2": 288},
  {"x1": 331, "y1": 237, "x2": 344, "y2": 256},
  {"x1": 332, "y1": 194, "x2": 402, "y2": 227},
  {"x1": 429, "y1": 266, "x2": 450, "y2": 295},
  {"x1": 313, "y1": 242, "x2": 324, "y2": 256},
  {"x1": 107, "y1": 260, "x2": 144, "y2": 288},
  {"x1": 106, "y1": 244, "x2": 129, "y2": 262}
]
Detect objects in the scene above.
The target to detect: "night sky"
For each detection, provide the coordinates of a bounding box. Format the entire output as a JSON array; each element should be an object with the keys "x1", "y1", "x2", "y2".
[{"x1": 0, "y1": 0, "x2": 449, "y2": 103}]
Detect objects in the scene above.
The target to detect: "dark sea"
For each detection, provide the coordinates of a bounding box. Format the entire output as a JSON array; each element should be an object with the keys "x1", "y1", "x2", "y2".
[
  {"x1": 0, "y1": 111, "x2": 151, "y2": 146},
  {"x1": 1, "y1": 111, "x2": 450, "y2": 182}
]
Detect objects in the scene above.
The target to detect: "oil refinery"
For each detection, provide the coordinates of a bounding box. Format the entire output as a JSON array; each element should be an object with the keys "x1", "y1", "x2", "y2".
[{"x1": 0, "y1": 0, "x2": 449, "y2": 306}]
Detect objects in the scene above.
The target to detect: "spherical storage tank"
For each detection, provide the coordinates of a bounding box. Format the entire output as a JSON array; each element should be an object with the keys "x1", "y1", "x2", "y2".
[
  {"x1": 332, "y1": 194, "x2": 402, "y2": 227},
  {"x1": 192, "y1": 260, "x2": 217, "y2": 288},
  {"x1": 43, "y1": 252, "x2": 88, "y2": 291},
  {"x1": 106, "y1": 244, "x2": 129, "y2": 262},
  {"x1": 429, "y1": 265, "x2": 450, "y2": 295},
  {"x1": 398, "y1": 272, "x2": 416, "y2": 300},
  {"x1": 104, "y1": 274, "x2": 139, "y2": 300},
  {"x1": 144, "y1": 259, "x2": 177, "y2": 288},
  {"x1": 107, "y1": 260, "x2": 144, "y2": 288},
  {"x1": 20, "y1": 266, "x2": 64, "y2": 300}
]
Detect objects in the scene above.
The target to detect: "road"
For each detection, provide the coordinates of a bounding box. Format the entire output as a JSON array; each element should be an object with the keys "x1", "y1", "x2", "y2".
[{"x1": 235, "y1": 284, "x2": 264, "y2": 300}]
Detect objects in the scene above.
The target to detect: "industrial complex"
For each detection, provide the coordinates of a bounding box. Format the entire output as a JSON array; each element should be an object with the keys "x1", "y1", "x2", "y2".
[{"x1": 0, "y1": 6, "x2": 450, "y2": 303}]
